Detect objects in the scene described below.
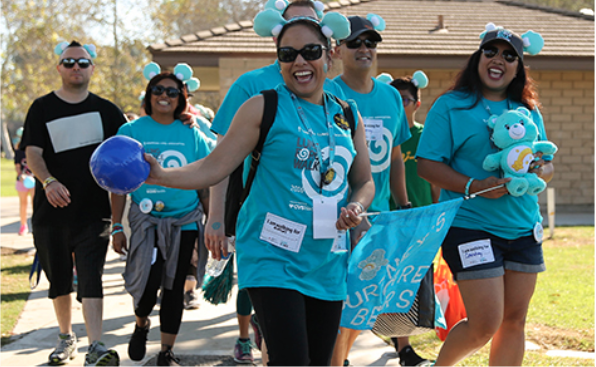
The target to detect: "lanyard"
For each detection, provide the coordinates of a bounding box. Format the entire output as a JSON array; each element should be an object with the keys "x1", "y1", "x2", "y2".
[
  {"x1": 289, "y1": 89, "x2": 336, "y2": 190},
  {"x1": 481, "y1": 97, "x2": 512, "y2": 123}
]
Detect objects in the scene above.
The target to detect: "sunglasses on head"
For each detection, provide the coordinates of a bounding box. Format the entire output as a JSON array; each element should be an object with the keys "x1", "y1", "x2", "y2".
[
  {"x1": 277, "y1": 44, "x2": 326, "y2": 63},
  {"x1": 344, "y1": 38, "x2": 377, "y2": 49},
  {"x1": 481, "y1": 46, "x2": 518, "y2": 63},
  {"x1": 60, "y1": 58, "x2": 93, "y2": 69},
  {"x1": 150, "y1": 85, "x2": 181, "y2": 98}
]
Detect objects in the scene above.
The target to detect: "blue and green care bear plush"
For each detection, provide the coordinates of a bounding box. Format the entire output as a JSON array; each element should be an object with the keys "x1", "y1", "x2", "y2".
[{"x1": 482, "y1": 107, "x2": 557, "y2": 197}]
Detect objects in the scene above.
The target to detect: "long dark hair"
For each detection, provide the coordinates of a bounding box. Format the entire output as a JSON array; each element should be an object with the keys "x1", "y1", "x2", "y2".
[
  {"x1": 443, "y1": 48, "x2": 541, "y2": 110},
  {"x1": 144, "y1": 72, "x2": 188, "y2": 118}
]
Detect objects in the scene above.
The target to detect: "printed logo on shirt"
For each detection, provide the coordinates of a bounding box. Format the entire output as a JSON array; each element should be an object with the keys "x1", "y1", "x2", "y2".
[
  {"x1": 145, "y1": 147, "x2": 188, "y2": 168},
  {"x1": 294, "y1": 138, "x2": 320, "y2": 171}
]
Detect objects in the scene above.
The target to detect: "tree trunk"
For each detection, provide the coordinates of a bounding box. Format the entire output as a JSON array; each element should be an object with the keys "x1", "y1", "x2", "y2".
[{"x1": 1, "y1": 119, "x2": 14, "y2": 160}]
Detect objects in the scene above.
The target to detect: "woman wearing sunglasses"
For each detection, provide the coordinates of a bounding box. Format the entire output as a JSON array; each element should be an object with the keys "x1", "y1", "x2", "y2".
[
  {"x1": 110, "y1": 71, "x2": 211, "y2": 366},
  {"x1": 416, "y1": 25, "x2": 551, "y2": 365},
  {"x1": 145, "y1": 14, "x2": 374, "y2": 365}
]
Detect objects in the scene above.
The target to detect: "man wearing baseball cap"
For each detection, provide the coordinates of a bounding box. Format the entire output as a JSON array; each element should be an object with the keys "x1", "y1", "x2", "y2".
[{"x1": 331, "y1": 15, "x2": 418, "y2": 366}]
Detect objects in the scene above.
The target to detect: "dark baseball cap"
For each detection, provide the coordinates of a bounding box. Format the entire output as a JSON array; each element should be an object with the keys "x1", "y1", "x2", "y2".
[
  {"x1": 479, "y1": 29, "x2": 524, "y2": 60},
  {"x1": 342, "y1": 16, "x2": 382, "y2": 42}
]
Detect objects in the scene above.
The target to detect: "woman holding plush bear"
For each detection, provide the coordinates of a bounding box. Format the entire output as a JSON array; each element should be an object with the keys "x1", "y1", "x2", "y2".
[{"x1": 416, "y1": 24, "x2": 554, "y2": 366}]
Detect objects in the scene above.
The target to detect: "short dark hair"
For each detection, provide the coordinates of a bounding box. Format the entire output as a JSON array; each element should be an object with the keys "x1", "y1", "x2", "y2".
[
  {"x1": 143, "y1": 72, "x2": 188, "y2": 118},
  {"x1": 282, "y1": 0, "x2": 317, "y2": 19},
  {"x1": 67, "y1": 40, "x2": 82, "y2": 48},
  {"x1": 277, "y1": 19, "x2": 330, "y2": 50},
  {"x1": 390, "y1": 77, "x2": 420, "y2": 102},
  {"x1": 442, "y1": 49, "x2": 540, "y2": 110}
]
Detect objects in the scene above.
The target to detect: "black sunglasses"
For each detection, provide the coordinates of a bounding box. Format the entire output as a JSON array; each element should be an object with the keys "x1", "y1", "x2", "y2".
[
  {"x1": 277, "y1": 44, "x2": 327, "y2": 63},
  {"x1": 481, "y1": 46, "x2": 518, "y2": 63},
  {"x1": 60, "y1": 58, "x2": 93, "y2": 69},
  {"x1": 150, "y1": 85, "x2": 181, "y2": 98},
  {"x1": 344, "y1": 38, "x2": 378, "y2": 49}
]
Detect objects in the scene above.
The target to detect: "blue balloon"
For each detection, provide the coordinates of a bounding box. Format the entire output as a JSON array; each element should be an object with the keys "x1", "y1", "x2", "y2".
[
  {"x1": 23, "y1": 175, "x2": 35, "y2": 189},
  {"x1": 89, "y1": 135, "x2": 150, "y2": 195}
]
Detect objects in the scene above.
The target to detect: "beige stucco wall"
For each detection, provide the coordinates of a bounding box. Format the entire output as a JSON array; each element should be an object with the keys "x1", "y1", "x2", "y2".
[{"x1": 218, "y1": 58, "x2": 594, "y2": 207}]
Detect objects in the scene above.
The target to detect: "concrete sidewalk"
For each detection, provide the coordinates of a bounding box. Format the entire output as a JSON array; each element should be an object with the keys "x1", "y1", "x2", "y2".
[{"x1": 1, "y1": 196, "x2": 593, "y2": 366}]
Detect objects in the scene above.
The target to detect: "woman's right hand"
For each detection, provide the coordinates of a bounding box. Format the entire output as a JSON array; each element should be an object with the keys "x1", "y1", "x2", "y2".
[
  {"x1": 144, "y1": 153, "x2": 163, "y2": 186},
  {"x1": 205, "y1": 216, "x2": 228, "y2": 261},
  {"x1": 470, "y1": 176, "x2": 511, "y2": 199},
  {"x1": 112, "y1": 232, "x2": 128, "y2": 255}
]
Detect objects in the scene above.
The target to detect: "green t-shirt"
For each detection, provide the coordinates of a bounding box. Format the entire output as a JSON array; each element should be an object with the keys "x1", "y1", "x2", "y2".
[{"x1": 391, "y1": 122, "x2": 433, "y2": 209}]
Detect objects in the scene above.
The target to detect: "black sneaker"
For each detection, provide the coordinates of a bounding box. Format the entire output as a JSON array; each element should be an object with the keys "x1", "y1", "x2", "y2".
[
  {"x1": 398, "y1": 346, "x2": 431, "y2": 366},
  {"x1": 128, "y1": 319, "x2": 150, "y2": 361},
  {"x1": 157, "y1": 349, "x2": 180, "y2": 366}
]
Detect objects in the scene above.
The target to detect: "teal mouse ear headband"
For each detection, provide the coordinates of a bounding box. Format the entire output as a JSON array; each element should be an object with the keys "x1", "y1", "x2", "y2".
[
  {"x1": 142, "y1": 62, "x2": 201, "y2": 92},
  {"x1": 376, "y1": 70, "x2": 429, "y2": 89},
  {"x1": 253, "y1": 8, "x2": 350, "y2": 40},
  {"x1": 54, "y1": 41, "x2": 97, "y2": 58}
]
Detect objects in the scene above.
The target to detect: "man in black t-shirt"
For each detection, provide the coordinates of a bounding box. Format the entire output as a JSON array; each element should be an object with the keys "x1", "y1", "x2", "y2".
[{"x1": 21, "y1": 40, "x2": 126, "y2": 367}]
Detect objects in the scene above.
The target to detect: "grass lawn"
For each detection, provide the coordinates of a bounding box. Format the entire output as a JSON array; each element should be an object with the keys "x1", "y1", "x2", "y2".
[{"x1": 1, "y1": 158, "x2": 18, "y2": 197}]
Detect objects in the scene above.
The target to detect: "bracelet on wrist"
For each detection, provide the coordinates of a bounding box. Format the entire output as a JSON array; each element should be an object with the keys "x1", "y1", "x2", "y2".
[
  {"x1": 348, "y1": 201, "x2": 365, "y2": 214},
  {"x1": 398, "y1": 202, "x2": 412, "y2": 210},
  {"x1": 465, "y1": 178, "x2": 475, "y2": 196},
  {"x1": 111, "y1": 228, "x2": 124, "y2": 236},
  {"x1": 43, "y1": 176, "x2": 57, "y2": 190},
  {"x1": 111, "y1": 222, "x2": 123, "y2": 230}
]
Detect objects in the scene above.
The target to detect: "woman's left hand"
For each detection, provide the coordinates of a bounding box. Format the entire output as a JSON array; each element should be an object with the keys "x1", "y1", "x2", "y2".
[
  {"x1": 336, "y1": 202, "x2": 364, "y2": 230},
  {"x1": 180, "y1": 113, "x2": 198, "y2": 128},
  {"x1": 529, "y1": 152, "x2": 545, "y2": 178}
]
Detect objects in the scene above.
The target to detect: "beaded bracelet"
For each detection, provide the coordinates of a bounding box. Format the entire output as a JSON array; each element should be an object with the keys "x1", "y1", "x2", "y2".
[
  {"x1": 42, "y1": 176, "x2": 57, "y2": 190},
  {"x1": 465, "y1": 178, "x2": 475, "y2": 196}
]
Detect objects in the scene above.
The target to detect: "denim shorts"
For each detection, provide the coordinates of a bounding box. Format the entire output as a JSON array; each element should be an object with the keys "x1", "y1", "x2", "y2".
[{"x1": 442, "y1": 227, "x2": 546, "y2": 281}]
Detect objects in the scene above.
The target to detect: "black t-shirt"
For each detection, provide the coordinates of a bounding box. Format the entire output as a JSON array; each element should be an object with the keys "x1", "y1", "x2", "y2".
[{"x1": 21, "y1": 92, "x2": 126, "y2": 227}]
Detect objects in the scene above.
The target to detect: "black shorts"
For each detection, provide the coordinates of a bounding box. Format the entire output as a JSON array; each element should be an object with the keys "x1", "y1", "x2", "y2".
[
  {"x1": 442, "y1": 227, "x2": 546, "y2": 281},
  {"x1": 33, "y1": 221, "x2": 110, "y2": 302}
]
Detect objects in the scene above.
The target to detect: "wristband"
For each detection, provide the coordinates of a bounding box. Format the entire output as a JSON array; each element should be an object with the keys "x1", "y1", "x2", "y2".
[
  {"x1": 111, "y1": 229, "x2": 124, "y2": 236},
  {"x1": 397, "y1": 202, "x2": 412, "y2": 210},
  {"x1": 43, "y1": 176, "x2": 57, "y2": 190},
  {"x1": 465, "y1": 178, "x2": 475, "y2": 196},
  {"x1": 348, "y1": 201, "x2": 365, "y2": 214},
  {"x1": 111, "y1": 222, "x2": 123, "y2": 230}
]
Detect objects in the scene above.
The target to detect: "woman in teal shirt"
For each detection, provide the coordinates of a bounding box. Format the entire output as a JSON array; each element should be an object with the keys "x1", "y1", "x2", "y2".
[
  {"x1": 417, "y1": 27, "x2": 553, "y2": 365},
  {"x1": 145, "y1": 15, "x2": 374, "y2": 365}
]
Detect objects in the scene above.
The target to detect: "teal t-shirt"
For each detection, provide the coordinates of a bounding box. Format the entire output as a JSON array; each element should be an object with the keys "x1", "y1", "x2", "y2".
[
  {"x1": 401, "y1": 122, "x2": 433, "y2": 208},
  {"x1": 117, "y1": 116, "x2": 211, "y2": 230},
  {"x1": 212, "y1": 60, "x2": 347, "y2": 136},
  {"x1": 416, "y1": 91, "x2": 549, "y2": 239},
  {"x1": 236, "y1": 84, "x2": 359, "y2": 301},
  {"x1": 334, "y1": 76, "x2": 411, "y2": 212}
]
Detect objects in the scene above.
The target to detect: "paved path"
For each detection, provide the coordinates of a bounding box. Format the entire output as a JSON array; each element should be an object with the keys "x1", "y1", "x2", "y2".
[{"x1": 1, "y1": 196, "x2": 593, "y2": 366}]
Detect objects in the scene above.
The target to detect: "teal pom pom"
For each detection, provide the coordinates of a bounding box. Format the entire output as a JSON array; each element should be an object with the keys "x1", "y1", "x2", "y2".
[
  {"x1": 54, "y1": 42, "x2": 68, "y2": 56},
  {"x1": 202, "y1": 254, "x2": 235, "y2": 305},
  {"x1": 83, "y1": 44, "x2": 97, "y2": 59},
  {"x1": 376, "y1": 73, "x2": 393, "y2": 84},
  {"x1": 186, "y1": 77, "x2": 201, "y2": 92},
  {"x1": 313, "y1": 0, "x2": 325, "y2": 20},
  {"x1": 522, "y1": 30, "x2": 544, "y2": 55},
  {"x1": 320, "y1": 12, "x2": 350, "y2": 40},
  {"x1": 367, "y1": 13, "x2": 386, "y2": 32},
  {"x1": 143, "y1": 62, "x2": 161, "y2": 80},
  {"x1": 174, "y1": 63, "x2": 193, "y2": 81},
  {"x1": 254, "y1": 9, "x2": 287, "y2": 37},
  {"x1": 412, "y1": 70, "x2": 429, "y2": 89},
  {"x1": 264, "y1": 0, "x2": 287, "y2": 12}
]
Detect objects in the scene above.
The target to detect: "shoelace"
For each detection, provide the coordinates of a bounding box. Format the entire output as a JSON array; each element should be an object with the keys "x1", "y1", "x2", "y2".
[
  {"x1": 164, "y1": 350, "x2": 180, "y2": 363},
  {"x1": 238, "y1": 340, "x2": 254, "y2": 355},
  {"x1": 54, "y1": 337, "x2": 75, "y2": 354}
]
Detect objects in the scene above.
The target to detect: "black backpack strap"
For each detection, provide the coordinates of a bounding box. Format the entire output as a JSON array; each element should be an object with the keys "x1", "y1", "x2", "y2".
[
  {"x1": 240, "y1": 89, "x2": 278, "y2": 203},
  {"x1": 331, "y1": 95, "x2": 356, "y2": 138}
]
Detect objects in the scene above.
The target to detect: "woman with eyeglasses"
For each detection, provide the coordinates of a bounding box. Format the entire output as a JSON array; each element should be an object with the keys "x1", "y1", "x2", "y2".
[
  {"x1": 416, "y1": 26, "x2": 552, "y2": 366},
  {"x1": 110, "y1": 71, "x2": 211, "y2": 366},
  {"x1": 144, "y1": 14, "x2": 374, "y2": 365}
]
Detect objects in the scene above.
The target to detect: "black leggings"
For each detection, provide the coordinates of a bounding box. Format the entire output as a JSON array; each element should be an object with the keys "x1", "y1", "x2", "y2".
[
  {"x1": 135, "y1": 230, "x2": 197, "y2": 335},
  {"x1": 247, "y1": 287, "x2": 343, "y2": 366}
]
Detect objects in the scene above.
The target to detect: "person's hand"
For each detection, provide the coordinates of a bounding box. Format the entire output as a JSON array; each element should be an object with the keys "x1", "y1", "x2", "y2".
[
  {"x1": 336, "y1": 202, "x2": 364, "y2": 230},
  {"x1": 44, "y1": 180, "x2": 71, "y2": 208},
  {"x1": 205, "y1": 216, "x2": 228, "y2": 261},
  {"x1": 469, "y1": 176, "x2": 511, "y2": 199},
  {"x1": 144, "y1": 153, "x2": 164, "y2": 185},
  {"x1": 180, "y1": 113, "x2": 198, "y2": 128},
  {"x1": 112, "y1": 232, "x2": 128, "y2": 255},
  {"x1": 529, "y1": 152, "x2": 545, "y2": 178}
]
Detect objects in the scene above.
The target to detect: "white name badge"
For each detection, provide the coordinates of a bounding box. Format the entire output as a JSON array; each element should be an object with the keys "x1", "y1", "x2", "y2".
[
  {"x1": 46, "y1": 112, "x2": 104, "y2": 153},
  {"x1": 331, "y1": 230, "x2": 348, "y2": 252},
  {"x1": 260, "y1": 213, "x2": 306, "y2": 253},
  {"x1": 533, "y1": 222, "x2": 544, "y2": 243},
  {"x1": 458, "y1": 239, "x2": 495, "y2": 269},
  {"x1": 312, "y1": 195, "x2": 338, "y2": 239},
  {"x1": 363, "y1": 118, "x2": 384, "y2": 141}
]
